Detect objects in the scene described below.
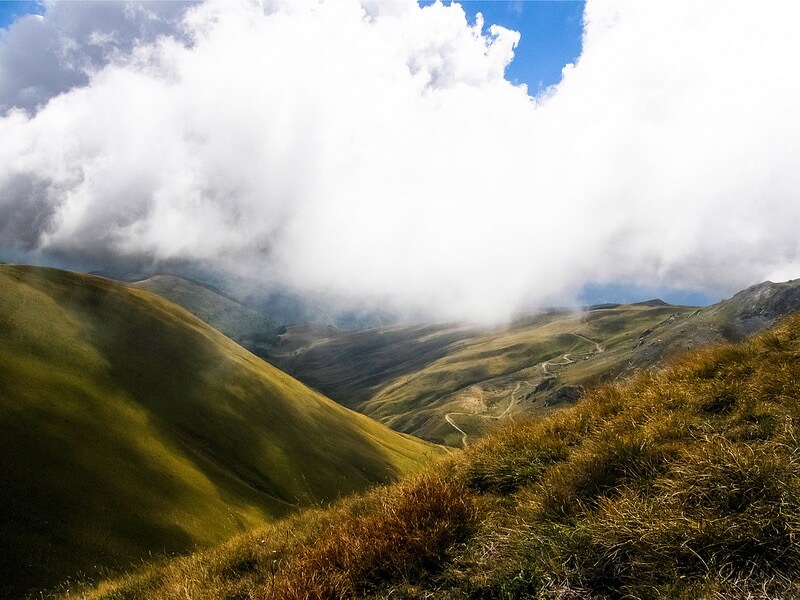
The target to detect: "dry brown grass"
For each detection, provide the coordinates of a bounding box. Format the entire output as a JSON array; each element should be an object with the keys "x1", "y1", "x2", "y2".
[
  {"x1": 61, "y1": 472, "x2": 475, "y2": 600},
  {"x1": 271, "y1": 475, "x2": 475, "y2": 599}
]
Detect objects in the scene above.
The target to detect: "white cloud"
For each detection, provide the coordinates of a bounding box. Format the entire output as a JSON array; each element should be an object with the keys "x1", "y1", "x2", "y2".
[
  {"x1": 1, "y1": 0, "x2": 799, "y2": 321},
  {"x1": 0, "y1": 1, "x2": 193, "y2": 112}
]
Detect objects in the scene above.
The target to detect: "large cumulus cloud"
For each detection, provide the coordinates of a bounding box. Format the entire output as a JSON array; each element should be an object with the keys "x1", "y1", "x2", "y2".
[{"x1": 1, "y1": 0, "x2": 799, "y2": 321}]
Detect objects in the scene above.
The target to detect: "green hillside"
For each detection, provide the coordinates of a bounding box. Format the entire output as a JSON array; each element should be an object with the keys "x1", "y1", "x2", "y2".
[
  {"x1": 130, "y1": 275, "x2": 279, "y2": 345},
  {"x1": 265, "y1": 281, "x2": 800, "y2": 447},
  {"x1": 360, "y1": 304, "x2": 697, "y2": 445},
  {"x1": 0, "y1": 265, "x2": 436, "y2": 599},
  {"x1": 267, "y1": 305, "x2": 698, "y2": 446},
  {"x1": 67, "y1": 310, "x2": 800, "y2": 599}
]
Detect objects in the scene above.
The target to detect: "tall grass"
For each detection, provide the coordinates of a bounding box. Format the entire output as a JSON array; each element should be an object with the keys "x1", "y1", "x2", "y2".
[
  {"x1": 65, "y1": 312, "x2": 800, "y2": 599},
  {"x1": 273, "y1": 475, "x2": 475, "y2": 599}
]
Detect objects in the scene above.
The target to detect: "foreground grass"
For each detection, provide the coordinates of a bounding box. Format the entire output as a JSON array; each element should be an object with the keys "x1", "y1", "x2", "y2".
[{"x1": 63, "y1": 311, "x2": 800, "y2": 598}]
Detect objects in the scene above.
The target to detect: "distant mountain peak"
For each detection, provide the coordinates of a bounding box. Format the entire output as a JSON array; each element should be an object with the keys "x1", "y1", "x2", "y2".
[{"x1": 631, "y1": 299, "x2": 669, "y2": 307}]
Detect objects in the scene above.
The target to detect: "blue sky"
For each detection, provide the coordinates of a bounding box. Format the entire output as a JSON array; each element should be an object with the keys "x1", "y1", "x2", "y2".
[
  {"x1": 0, "y1": 1, "x2": 41, "y2": 28},
  {"x1": 420, "y1": 0, "x2": 585, "y2": 91},
  {"x1": 579, "y1": 283, "x2": 719, "y2": 308}
]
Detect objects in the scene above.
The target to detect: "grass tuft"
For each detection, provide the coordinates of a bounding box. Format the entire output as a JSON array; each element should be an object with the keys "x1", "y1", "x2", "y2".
[{"x1": 272, "y1": 474, "x2": 475, "y2": 599}]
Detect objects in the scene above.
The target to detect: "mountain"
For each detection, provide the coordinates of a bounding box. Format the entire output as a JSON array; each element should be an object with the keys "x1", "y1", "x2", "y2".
[
  {"x1": 357, "y1": 303, "x2": 699, "y2": 445},
  {"x1": 263, "y1": 280, "x2": 800, "y2": 447},
  {"x1": 626, "y1": 279, "x2": 800, "y2": 369},
  {"x1": 69, "y1": 311, "x2": 800, "y2": 599},
  {"x1": 0, "y1": 265, "x2": 436, "y2": 599},
  {"x1": 130, "y1": 274, "x2": 279, "y2": 345}
]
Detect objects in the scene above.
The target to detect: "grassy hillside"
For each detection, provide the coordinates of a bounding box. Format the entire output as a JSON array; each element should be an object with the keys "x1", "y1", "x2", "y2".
[
  {"x1": 131, "y1": 275, "x2": 279, "y2": 345},
  {"x1": 360, "y1": 304, "x2": 697, "y2": 445},
  {"x1": 65, "y1": 310, "x2": 800, "y2": 599},
  {"x1": 271, "y1": 305, "x2": 697, "y2": 446},
  {"x1": 0, "y1": 265, "x2": 436, "y2": 599},
  {"x1": 265, "y1": 281, "x2": 800, "y2": 447}
]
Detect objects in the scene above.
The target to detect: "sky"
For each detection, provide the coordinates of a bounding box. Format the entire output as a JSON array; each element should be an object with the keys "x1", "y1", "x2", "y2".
[
  {"x1": 0, "y1": 1, "x2": 585, "y2": 97},
  {"x1": 0, "y1": 2, "x2": 41, "y2": 29},
  {"x1": 420, "y1": 1, "x2": 585, "y2": 91},
  {"x1": 1, "y1": 0, "x2": 799, "y2": 321}
]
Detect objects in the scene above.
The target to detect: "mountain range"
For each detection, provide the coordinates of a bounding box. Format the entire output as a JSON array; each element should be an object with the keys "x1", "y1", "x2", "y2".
[{"x1": 65, "y1": 303, "x2": 800, "y2": 600}]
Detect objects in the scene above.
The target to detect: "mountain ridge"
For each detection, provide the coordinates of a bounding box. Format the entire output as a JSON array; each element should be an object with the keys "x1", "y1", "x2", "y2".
[{"x1": 130, "y1": 274, "x2": 279, "y2": 345}]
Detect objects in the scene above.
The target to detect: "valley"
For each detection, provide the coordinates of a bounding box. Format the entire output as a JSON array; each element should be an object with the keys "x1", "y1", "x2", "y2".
[
  {"x1": 138, "y1": 275, "x2": 800, "y2": 448},
  {"x1": 257, "y1": 282, "x2": 800, "y2": 446}
]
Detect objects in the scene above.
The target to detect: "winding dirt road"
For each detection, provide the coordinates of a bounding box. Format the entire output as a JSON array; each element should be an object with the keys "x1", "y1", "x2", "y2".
[
  {"x1": 443, "y1": 333, "x2": 606, "y2": 448},
  {"x1": 541, "y1": 353, "x2": 573, "y2": 376},
  {"x1": 445, "y1": 381, "x2": 534, "y2": 447},
  {"x1": 444, "y1": 413, "x2": 469, "y2": 448},
  {"x1": 497, "y1": 382, "x2": 524, "y2": 419},
  {"x1": 574, "y1": 333, "x2": 604, "y2": 353}
]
